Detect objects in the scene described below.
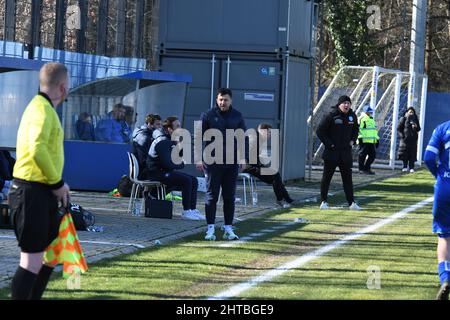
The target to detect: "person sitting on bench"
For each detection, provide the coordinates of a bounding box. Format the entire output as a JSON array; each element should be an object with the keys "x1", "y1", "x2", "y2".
[
  {"x1": 146, "y1": 116, "x2": 203, "y2": 220},
  {"x1": 243, "y1": 123, "x2": 294, "y2": 208}
]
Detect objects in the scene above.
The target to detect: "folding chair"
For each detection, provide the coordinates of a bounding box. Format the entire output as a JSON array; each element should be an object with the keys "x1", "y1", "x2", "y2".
[{"x1": 127, "y1": 152, "x2": 166, "y2": 215}]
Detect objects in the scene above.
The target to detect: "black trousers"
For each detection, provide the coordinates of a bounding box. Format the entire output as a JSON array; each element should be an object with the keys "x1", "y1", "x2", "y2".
[
  {"x1": 358, "y1": 143, "x2": 376, "y2": 171},
  {"x1": 402, "y1": 160, "x2": 415, "y2": 170},
  {"x1": 243, "y1": 166, "x2": 292, "y2": 202},
  {"x1": 149, "y1": 171, "x2": 198, "y2": 211},
  {"x1": 204, "y1": 164, "x2": 238, "y2": 226},
  {"x1": 320, "y1": 161, "x2": 354, "y2": 206}
]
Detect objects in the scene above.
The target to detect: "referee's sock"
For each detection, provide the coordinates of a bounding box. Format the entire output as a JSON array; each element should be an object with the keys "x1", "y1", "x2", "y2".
[
  {"x1": 30, "y1": 265, "x2": 54, "y2": 300},
  {"x1": 11, "y1": 266, "x2": 37, "y2": 300}
]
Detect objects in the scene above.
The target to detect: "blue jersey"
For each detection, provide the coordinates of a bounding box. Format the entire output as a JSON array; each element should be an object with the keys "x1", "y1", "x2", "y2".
[{"x1": 424, "y1": 120, "x2": 450, "y2": 234}]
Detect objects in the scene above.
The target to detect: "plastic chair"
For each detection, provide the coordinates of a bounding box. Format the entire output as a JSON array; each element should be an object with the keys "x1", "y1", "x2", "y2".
[
  {"x1": 238, "y1": 173, "x2": 257, "y2": 206},
  {"x1": 127, "y1": 152, "x2": 166, "y2": 215}
]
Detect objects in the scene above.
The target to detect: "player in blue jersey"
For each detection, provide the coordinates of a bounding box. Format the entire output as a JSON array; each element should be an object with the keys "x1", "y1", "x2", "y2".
[{"x1": 424, "y1": 120, "x2": 450, "y2": 300}]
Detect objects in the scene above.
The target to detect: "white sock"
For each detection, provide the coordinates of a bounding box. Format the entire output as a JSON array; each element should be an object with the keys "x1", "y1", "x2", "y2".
[
  {"x1": 207, "y1": 224, "x2": 215, "y2": 231},
  {"x1": 224, "y1": 225, "x2": 233, "y2": 232}
]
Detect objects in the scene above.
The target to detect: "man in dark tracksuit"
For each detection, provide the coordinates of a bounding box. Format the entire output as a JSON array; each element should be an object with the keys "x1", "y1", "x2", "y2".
[
  {"x1": 316, "y1": 95, "x2": 362, "y2": 211},
  {"x1": 243, "y1": 123, "x2": 294, "y2": 208},
  {"x1": 147, "y1": 117, "x2": 201, "y2": 220},
  {"x1": 197, "y1": 88, "x2": 247, "y2": 241},
  {"x1": 131, "y1": 114, "x2": 161, "y2": 179}
]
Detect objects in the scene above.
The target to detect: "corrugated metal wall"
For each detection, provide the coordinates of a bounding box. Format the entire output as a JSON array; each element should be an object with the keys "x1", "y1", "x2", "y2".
[{"x1": 281, "y1": 57, "x2": 310, "y2": 180}]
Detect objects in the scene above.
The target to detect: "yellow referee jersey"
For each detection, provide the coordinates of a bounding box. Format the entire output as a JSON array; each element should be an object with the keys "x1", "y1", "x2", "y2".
[{"x1": 13, "y1": 93, "x2": 64, "y2": 187}]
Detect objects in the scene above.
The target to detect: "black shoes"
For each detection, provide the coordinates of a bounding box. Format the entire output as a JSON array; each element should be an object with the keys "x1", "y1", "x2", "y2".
[{"x1": 437, "y1": 282, "x2": 449, "y2": 300}]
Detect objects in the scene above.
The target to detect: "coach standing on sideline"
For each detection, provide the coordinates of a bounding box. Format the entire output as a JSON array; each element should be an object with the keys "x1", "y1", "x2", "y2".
[
  {"x1": 9, "y1": 62, "x2": 70, "y2": 300},
  {"x1": 316, "y1": 95, "x2": 362, "y2": 211},
  {"x1": 197, "y1": 88, "x2": 247, "y2": 241}
]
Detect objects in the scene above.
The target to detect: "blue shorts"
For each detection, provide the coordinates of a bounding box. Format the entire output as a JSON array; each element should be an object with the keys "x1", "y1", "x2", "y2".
[{"x1": 432, "y1": 199, "x2": 450, "y2": 235}]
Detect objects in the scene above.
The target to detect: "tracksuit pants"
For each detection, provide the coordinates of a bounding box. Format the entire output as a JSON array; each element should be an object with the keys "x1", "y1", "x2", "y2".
[
  {"x1": 320, "y1": 160, "x2": 355, "y2": 206},
  {"x1": 358, "y1": 143, "x2": 376, "y2": 171},
  {"x1": 204, "y1": 164, "x2": 239, "y2": 226},
  {"x1": 151, "y1": 171, "x2": 198, "y2": 211},
  {"x1": 244, "y1": 166, "x2": 292, "y2": 202}
]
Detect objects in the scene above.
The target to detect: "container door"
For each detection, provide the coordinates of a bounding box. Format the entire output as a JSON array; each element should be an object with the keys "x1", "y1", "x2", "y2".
[
  {"x1": 221, "y1": 57, "x2": 281, "y2": 130},
  {"x1": 161, "y1": 55, "x2": 220, "y2": 133}
]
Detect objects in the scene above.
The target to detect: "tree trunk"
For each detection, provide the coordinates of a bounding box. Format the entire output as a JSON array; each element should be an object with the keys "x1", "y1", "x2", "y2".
[
  {"x1": 424, "y1": 0, "x2": 433, "y2": 74},
  {"x1": 384, "y1": 0, "x2": 394, "y2": 68}
]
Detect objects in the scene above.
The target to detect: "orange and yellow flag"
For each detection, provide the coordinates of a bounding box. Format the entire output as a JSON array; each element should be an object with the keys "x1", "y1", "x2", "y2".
[{"x1": 44, "y1": 212, "x2": 88, "y2": 278}]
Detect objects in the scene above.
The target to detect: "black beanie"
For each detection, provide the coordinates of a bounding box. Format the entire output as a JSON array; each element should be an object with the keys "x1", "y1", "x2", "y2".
[{"x1": 337, "y1": 95, "x2": 352, "y2": 105}]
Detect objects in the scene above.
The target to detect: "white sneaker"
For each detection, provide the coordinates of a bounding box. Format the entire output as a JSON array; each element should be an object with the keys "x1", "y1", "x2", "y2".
[
  {"x1": 283, "y1": 202, "x2": 292, "y2": 209},
  {"x1": 402, "y1": 168, "x2": 408, "y2": 172},
  {"x1": 319, "y1": 201, "x2": 329, "y2": 210},
  {"x1": 276, "y1": 201, "x2": 291, "y2": 209},
  {"x1": 349, "y1": 202, "x2": 362, "y2": 211},
  {"x1": 205, "y1": 227, "x2": 216, "y2": 241},
  {"x1": 190, "y1": 209, "x2": 204, "y2": 220},
  {"x1": 182, "y1": 210, "x2": 201, "y2": 220},
  {"x1": 223, "y1": 227, "x2": 239, "y2": 240},
  {"x1": 409, "y1": 169, "x2": 415, "y2": 173}
]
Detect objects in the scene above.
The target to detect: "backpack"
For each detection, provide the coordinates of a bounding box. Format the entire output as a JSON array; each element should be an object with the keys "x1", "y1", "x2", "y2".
[
  {"x1": 118, "y1": 175, "x2": 134, "y2": 197},
  {"x1": 58, "y1": 203, "x2": 95, "y2": 231},
  {"x1": 0, "y1": 151, "x2": 15, "y2": 181}
]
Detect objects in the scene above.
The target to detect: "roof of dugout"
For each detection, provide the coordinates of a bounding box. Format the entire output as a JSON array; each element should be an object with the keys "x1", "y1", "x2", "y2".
[{"x1": 69, "y1": 70, "x2": 193, "y2": 97}]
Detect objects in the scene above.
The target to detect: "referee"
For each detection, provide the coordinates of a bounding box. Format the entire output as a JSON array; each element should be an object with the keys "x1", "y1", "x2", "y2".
[{"x1": 9, "y1": 62, "x2": 70, "y2": 300}]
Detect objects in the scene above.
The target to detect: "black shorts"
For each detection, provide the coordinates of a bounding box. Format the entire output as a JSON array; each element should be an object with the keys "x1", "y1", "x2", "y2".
[{"x1": 8, "y1": 179, "x2": 59, "y2": 253}]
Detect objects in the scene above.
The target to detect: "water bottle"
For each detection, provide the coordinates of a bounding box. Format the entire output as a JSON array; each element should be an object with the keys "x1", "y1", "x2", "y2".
[
  {"x1": 87, "y1": 225, "x2": 104, "y2": 232},
  {"x1": 252, "y1": 191, "x2": 258, "y2": 206},
  {"x1": 133, "y1": 199, "x2": 142, "y2": 216}
]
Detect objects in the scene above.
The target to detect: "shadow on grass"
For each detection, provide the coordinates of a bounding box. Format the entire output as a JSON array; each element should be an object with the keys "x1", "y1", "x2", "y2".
[{"x1": 45, "y1": 288, "x2": 197, "y2": 300}]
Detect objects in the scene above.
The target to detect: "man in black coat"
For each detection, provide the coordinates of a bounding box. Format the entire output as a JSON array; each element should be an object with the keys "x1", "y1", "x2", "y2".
[
  {"x1": 131, "y1": 114, "x2": 161, "y2": 179},
  {"x1": 197, "y1": 88, "x2": 247, "y2": 241},
  {"x1": 147, "y1": 117, "x2": 201, "y2": 221},
  {"x1": 243, "y1": 123, "x2": 294, "y2": 208},
  {"x1": 316, "y1": 95, "x2": 362, "y2": 211}
]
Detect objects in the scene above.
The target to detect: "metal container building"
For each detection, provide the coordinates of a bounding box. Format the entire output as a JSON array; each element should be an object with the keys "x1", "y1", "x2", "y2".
[{"x1": 157, "y1": 0, "x2": 316, "y2": 181}]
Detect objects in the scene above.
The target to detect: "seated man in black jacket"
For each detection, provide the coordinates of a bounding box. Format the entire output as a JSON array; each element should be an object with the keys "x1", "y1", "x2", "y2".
[
  {"x1": 243, "y1": 123, "x2": 294, "y2": 208},
  {"x1": 147, "y1": 116, "x2": 203, "y2": 220},
  {"x1": 131, "y1": 113, "x2": 161, "y2": 179}
]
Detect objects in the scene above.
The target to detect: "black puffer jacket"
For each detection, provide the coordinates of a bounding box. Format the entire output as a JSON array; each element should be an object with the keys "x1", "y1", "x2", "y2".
[
  {"x1": 397, "y1": 114, "x2": 421, "y2": 161},
  {"x1": 131, "y1": 125, "x2": 154, "y2": 177},
  {"x1": 316, "y1": 105, "x2": 359, "y2": 166},
  {"x1": 146, "y1": 129, "x2": 184, "y2": 176}
]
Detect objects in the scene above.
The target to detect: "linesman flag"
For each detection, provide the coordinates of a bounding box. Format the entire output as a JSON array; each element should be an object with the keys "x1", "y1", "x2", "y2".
[{"x1": 44, "y1": 212, "x2": 88, "y2": 278}]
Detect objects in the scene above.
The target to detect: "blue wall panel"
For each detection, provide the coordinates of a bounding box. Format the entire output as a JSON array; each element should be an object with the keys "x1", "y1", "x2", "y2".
[
  {"x1": 423, "y1": 92, "x2": 450, "y2": 152},
  {"x1": 63, "y1": 141, "x2": 130, "y2": 191}
]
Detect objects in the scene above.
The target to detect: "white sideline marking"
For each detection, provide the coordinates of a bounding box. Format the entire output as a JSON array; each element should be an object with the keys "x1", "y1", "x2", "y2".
[
  {"x1": 83, "y1": 207, "x2": 127, "y2": 212},
  {"x1": 0, "y1": 235, "x2": 16, "y2": 239},
  {"x1": 79, "y1": 240, "x2": 146, "y2": 249},
  {"x1": 209, "y1": 197, "x2": 434, "y2": 300},
  {"x1": 0, "y1": 235, "x2": 145, "y2": 249}
]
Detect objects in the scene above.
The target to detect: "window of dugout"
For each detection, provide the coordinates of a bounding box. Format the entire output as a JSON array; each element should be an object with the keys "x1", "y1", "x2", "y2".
[
  {"x1": 61, "y1": 71, "x2": 191, "y2": 191},
  {"x1": 63, "y1": 71, "x2": 192, "y2": 144}
]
